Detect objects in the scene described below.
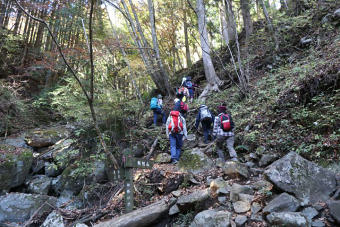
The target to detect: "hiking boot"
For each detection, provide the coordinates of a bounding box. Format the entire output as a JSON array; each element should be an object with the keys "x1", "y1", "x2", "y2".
[{"x1": 171, "y1": 160, "x2": 178, "y2": 164}]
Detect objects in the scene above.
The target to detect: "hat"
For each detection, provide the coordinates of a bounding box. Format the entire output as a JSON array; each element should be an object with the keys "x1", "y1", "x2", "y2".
[{"x1": 157, "y1": 94, "x2": 162, "y2": 98}]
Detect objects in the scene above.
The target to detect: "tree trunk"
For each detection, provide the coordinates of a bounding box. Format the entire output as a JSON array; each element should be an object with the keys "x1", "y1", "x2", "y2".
[
  {"x1": 240, "y1": 0, "x2": 253, "y2": 40},
  {"x1": 147, "y1": 0, "x2": 171, "y2": 95},
  {"x1": 259, "y1": 0, "x2": 279, "y2": 51},
  {"x1": 183, "y1": 2, "x2": 192, "y2": 68},
  {"x1": 14, "y1": 9, "x2": 22, "y2": 34},
  {"x1": 34, "y1": 2, "x2": 47, "y2": 51},
  {"x1": 197, "y1": 0, "x2": 222, "y2": 96}
]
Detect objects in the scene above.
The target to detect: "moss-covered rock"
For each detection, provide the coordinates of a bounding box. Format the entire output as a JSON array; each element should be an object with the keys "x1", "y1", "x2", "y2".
[
  {"x1": 178, "y1": 148, "x2": 213, "y2": 174},
  {"x1": 25, "y1": 126, "x2": 71, "y2": 148},
  {"x1": 0, "y1": 144, "x2": 33, "y2": 193}
]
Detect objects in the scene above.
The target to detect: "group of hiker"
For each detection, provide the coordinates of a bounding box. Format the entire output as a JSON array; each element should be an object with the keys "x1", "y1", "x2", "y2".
[{"x1": 150, "y1": 76, "x2": 237, "y2": 164}]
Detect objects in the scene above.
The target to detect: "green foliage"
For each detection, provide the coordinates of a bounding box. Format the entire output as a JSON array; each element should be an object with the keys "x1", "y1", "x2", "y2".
[{"x1": 174, "y1": 211, "x2": 195, "y2": 226}]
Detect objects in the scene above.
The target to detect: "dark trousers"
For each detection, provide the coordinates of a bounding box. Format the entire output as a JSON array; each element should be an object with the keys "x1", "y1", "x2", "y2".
[
  {"x1": 201, "y1": 118, "x2": 212, "y2": 143},
  {"x1": 153, "y1": 109, "x2": 166, "y2": 125}
]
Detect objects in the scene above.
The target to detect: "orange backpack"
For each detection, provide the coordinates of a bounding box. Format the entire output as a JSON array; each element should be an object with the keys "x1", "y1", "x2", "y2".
[{"x1": 168, "y1": 111, "x2": 183, "y2": 133}]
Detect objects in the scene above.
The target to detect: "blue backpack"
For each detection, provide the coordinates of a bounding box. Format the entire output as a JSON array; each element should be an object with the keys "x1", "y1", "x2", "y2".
[
  {"x1": 150, "y1": 97, "x2": 159, "y2": 110},
  {"x1": 186, "y1": 80, "x2": 193, "y2": 89}
]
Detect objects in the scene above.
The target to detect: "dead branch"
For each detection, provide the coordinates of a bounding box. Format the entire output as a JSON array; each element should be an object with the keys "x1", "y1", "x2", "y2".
[
  {"x1": 23, "y1": 202, "x2": 47, "y2": 227},
  {"x1": 146, "y1": 137, "x2": 159, "y2": 160}
]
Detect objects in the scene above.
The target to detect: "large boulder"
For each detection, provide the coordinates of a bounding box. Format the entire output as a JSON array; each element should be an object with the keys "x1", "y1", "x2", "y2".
[
  {"x1": 94, "y1": 199, "x2": 174, "y2": 227},
  {"x1": 259, "y1": 154, "x2": 278, "y2": 167},
  {"x1": 263, "y1": 193, "x2": 300, "y2": 214},
  {"x1": 0, "y1": 144, "x2": 33, "y2": 193},
  {"x1": 27, "y1": 175, "x2": 52, "y2": 195},
  {"x1": 266, "y1": 212, "x2": 309, "y2": 227},
  {"x1": 179, "y1": 148, "x2": 214, "y2": 174},
  {"x1": 0, "y1": 193, "x2": 57, "y2": 224},
  {"x1": 334, "y1": 8, "x2": 340, "y2": 19},
  {"x1": 177, "y1": 189, "x2": 213, "y2": 212},
  {"x1": 41, "y1": 211, "x2": 65, "y2": 227},
  {"x1": 25, "y1": 126, "x2": 71, "y2": 148},
  {"x1": 189, "y1": 210, "x2": 231, "y2": 227},
  {"x1": 327, "y1": 200, "x2": 340, "y2": 224},
  {"x1": 223, "y1": 161, "x2": 249, "y2": 179},
  {"x1": 264, "y1": 152, "x2": 337, "y2": 204}
]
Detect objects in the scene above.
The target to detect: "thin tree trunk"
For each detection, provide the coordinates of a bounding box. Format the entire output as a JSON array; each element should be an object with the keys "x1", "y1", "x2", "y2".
[
  {"x1": 197, "y1": 0, "x2": 222, "y2": 95},
  {"x1": 147, "y1": 0, "x2": 171, "y2": 95},
  {"x1": 240, "y1": 0, "x2": 253, "y2": 39},
  {"x1": 14, "y1": 9, "x2": 22, "y2": 34},
  {"x1": 104, "y1": 2, "x2": 143, "y2": 105},
  {"x1": 183, "y1": 2, "x2": 192, "y2": 68},
  {"x1": 259, "y1": 0, "x2": 279, "y2": 51}
]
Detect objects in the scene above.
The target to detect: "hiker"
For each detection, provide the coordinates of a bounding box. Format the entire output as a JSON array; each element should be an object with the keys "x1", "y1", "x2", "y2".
[
  {"x1": 183, "y1": 76, "x2": 196, "y2": 102},
  {"x1": 166, "y1": 109, "x2": 188, "y2": 164},
  {"x1": 174, "y1": 93, "x2": 188, "y2": 118},
  {"x1": 177, "y1": 86, "x2": 189, "y2": 102},
  {"x1": 195, "y1": 105, "x2": 214, "y2": 144},
  {"x1": 212, "y1": 104, "x2": 238, "y2": 161},
  {"x1": 150, "y1": 94, "x2": 166, "y2": 126}
]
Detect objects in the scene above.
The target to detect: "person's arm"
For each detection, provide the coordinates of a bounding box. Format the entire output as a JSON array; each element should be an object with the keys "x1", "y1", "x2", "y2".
[
  {"x1": 229, "y1": 114, "x2": 235, "y2": 130},
  {"x1": 166, "y1": 116, "x2": 170, "y2": 138},
  {"x1": 209, "y1": 110, "x2": 214, "y2": 121},
  {"x1": 195, "y1": 112, "x2": 200, "y2": 129},
  {"x1": 182, "y1": 117, "x2": 188, "y2": 139},
  {"x1": 212, "y1": 116, "x2": 219, "y2": 137}
]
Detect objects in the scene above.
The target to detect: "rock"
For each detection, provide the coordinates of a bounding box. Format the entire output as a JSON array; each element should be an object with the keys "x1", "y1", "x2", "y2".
[
  {"x1": 311, "y1": 220, "x2": 325, "y2": 227},
  {"x1": 223, "y1": 161, "x2": 249, "y2": 179},
  {"x1": 0, "y1": 193, "x2": 57, "y2": 224},
  {"x1": 189, "y1": 210, "x2": 231, "y2": 227},
  {"x1": 169, "y1": 204, "x2": 180, "y2": 215},
  {"x1": 28, "y1": 175, "x2": 52, "y2": 195},
  {"x1": 183, "y1": 134, "x2": 197, "y2": 150},
  {"x1": 233, "y1": 201, "x2": 251, "y2": 213},
  {"x1": 327, "y1": 200, "x2": 340, "y2": 223},
  {"x1": 41, "y1": 211, "x2": 65, "y2": 227},
  {"x1": 1, "y1": 136, "x2": 31, "y2": 149},
  {"x1": 301, "y1": 207, "x2": 318, "y2": 221},
  {"x1": 245, "y1": 161, "x2": 255, "y2": 168},
  {"x1": 266, "y1": 212, "x2": 309, "y2": 227},
  {"x1": 177, "y1": 189, "x2": 213, "y2": 212},
  {"x1": 250, "y1": 214, "x2": 263, "y2": 222},
  {"x1": 155, "y1": 153, "x2": 171, "y2": 163},
  {"x1": 251, "y1": 202, "x2": 262, "y2": 214},
  {"x1": 179, "y1": 148, "x2": 214, "y2": 174},
  {"x1": 209, "y1": 178, "x2": 229, "y2": 195},
  {"x1": 249, "y1": 168, "x2": 263, "y2": 176},
  {"x1": 45, "y1": 162, "x2": 62, "y2": 177},
  {"x1": 94, "y1": 199, "x2": 174, "y2": 227},
  {"x1": 321, "y1": 14, "x2": 332, "y2": 24},
  {"x1": 238, "y1": 193, "x2": 254, "y2": 203},
  {"x1": 334, "y1": 8, "x2": 340, "y2": 19},
  {"x1": 171, "y1": 190, "x2": 181, "y2": 197},
  {"x1": 32, "y1": 159, "x2": 45, "y2": 173},
  {"x1": 264, "y1": 151, "x2": 337, "y2": 204},
  {"x1": 253, "y1": 180, "x2": 273, "y2": 192},
  {"x1": 263, "y1": 193, "x2": 300, "y2": 214},
  {"x1": 300, "y1": 37, "x2": 313, "y2": 46},
  {"x1": 218, "y1": 196, "x2": 226, "y2": 203},
  {"x1": 56, "y1": 190, "x2": 82, "y2": 209},
  {"x1": 25, "y1": 126, "x2": 71, "y2": 148},
  {"x1": 230, "y1": 183, "x2": 254, "y2": 202},
  {"x1": 235, "y1": 215, "x2": 247, "y2": 226},
  {"x1": 0, "y1": 144, "x2": 33, "y2": 193},
  {"x1": 75, "y1": 224, "x2": 88, "y2": 227},
  {"x1": 258, "y1": 154, "x2": 277, "y2": 167},
  {"x1": 89, "y1": 160, "x2": 107, "y2": 183}
]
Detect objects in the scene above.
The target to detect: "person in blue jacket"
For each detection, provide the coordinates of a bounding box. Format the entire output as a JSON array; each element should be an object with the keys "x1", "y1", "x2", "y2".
[
  {"x1": 152, "y1": 94, "x2": 166, "y2": 126},
  {"x1": 195, "y1": 105, "x2": 214, "y2": 144}
]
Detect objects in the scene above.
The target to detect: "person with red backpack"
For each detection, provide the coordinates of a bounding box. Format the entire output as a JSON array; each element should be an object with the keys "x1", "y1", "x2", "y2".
[
  {"x1": 174, "y1": 93, "x2": 189, "y2": 118},
  {"x1": 212, "y1": 104, "x2": 238, "y2": 162},
  {"x1": 166, "y1": 109, "x2": 188, "y2": 164}
]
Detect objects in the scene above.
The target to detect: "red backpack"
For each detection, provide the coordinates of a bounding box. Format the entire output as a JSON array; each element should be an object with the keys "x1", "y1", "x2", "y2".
[
  {"x1": 180, "y1": 101, "x2": 188, "y2": 112},
  {"x1": 220, "y1": 113, "x2": 231, "y2": 131},
  {"x1": 168, "y1": 111, "x2": 183, "y2": 133}
]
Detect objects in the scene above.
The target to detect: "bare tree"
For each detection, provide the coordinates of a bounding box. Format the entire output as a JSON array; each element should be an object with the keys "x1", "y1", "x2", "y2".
[
  {"x1": 14, "y1": 0, "x2": 119, "y2": 169},
  {"x1": 259, "y1": 0, "x2": 279, "y2": 51},
  {"x1": 196, "y1": 0, "x2": 222, "y2": 99}
]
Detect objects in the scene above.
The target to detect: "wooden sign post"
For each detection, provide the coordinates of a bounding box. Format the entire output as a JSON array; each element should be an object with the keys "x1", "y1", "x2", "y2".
[{"x1": 113, "y1": 149, "x2": 153, "y2": 212}]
